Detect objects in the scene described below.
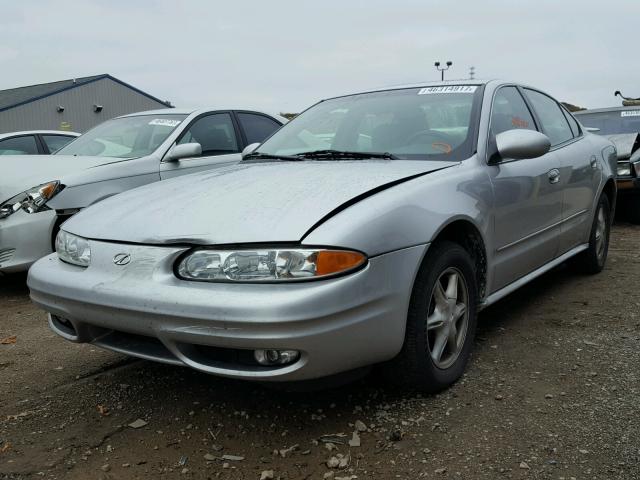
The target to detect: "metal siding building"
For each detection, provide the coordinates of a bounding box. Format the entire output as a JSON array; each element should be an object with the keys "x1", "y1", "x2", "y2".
[{"x1": 0, "y1": 75, "x2": 171, "y2": 134}]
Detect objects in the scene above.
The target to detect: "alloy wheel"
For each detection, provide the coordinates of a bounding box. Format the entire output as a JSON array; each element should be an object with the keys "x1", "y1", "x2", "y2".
[
  {"x1": 595, "y1": 204, "x2": 607, "y2": 261},
  {"x1": 426, "y1": 267, "x2": 469, "y2": 369}
]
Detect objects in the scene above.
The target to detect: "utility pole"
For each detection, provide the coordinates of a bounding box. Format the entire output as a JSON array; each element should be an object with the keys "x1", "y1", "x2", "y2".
[
  {"x1": 469, "y1": 66, "x2": 475, "y2": 80},
  {"x1": 434, "y1": 61, "x2": 453, "y2": 81}
]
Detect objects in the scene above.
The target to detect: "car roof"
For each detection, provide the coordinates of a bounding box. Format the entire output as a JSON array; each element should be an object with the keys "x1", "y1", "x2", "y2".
[
  {"x1": 117, "y1": 108, "x2": 288, "y2": 123},
  {"x1": 322, "y1": 79, "x2": 511, "y2": 101},
  {"x1": 368, "y1": 79, "x2": 489, "y2": 92},
  {"x1": 0, "y1": 130, "x2": 80, "y2": 139},
  {"x1": 574, "y1": 105, "x2": 640, "y2": 115}
]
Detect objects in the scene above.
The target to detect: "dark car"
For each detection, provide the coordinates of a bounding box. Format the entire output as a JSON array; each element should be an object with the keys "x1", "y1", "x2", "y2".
[{"x1": 575, "y1": 107, "x2": 640, "y2": 222}]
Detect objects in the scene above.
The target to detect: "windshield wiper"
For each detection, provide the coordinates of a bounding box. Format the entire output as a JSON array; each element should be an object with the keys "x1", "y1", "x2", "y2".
[
  {"x1": 294, "y1": 149, "x2": 398, "y2": 160},
  {"x1": 243, "y1": 152, "x2": 303, "y2": 161}
]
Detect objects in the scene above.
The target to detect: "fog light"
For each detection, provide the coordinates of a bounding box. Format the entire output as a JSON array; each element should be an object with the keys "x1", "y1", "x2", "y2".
[{"x1": 254, "y1": 349, "x2": 300, "y2": 366}]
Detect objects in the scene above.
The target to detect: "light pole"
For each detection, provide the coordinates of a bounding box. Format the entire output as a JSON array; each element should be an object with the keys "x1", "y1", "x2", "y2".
[{"x1": 434, "y1": 61, "x2": 452, "y2": 81}]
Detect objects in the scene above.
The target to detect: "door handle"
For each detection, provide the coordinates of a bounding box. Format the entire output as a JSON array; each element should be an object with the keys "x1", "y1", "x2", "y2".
[
  {"x1": 548, "y1": 168, "x2": 560, "y2": 184},
  {"x1": 590, "y1": 155, "x2": 598, "y2": 169}
]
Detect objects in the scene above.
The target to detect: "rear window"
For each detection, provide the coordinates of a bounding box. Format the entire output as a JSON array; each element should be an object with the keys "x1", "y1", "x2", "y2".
[{"x1": 576, "y1": 110, "x2": 640, "y2": 135}]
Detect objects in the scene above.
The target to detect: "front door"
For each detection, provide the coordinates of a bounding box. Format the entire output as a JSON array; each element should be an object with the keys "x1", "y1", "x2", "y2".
[
  {"x1": 488, "y1": 86, "x2": 564, "y2": 291},
  {"x1": 160, "y1": 112, "x2": 242, "y2": 180}
]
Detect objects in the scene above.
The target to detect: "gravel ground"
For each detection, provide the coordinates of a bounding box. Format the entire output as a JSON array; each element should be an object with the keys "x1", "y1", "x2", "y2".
[{"x1": 1, "y1": 224, "x2": 638, "y2": 480}]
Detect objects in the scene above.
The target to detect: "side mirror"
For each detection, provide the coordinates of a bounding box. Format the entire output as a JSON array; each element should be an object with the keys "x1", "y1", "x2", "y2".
[
  {"x1": 165, "y1": 142, "x2": 202, "y2": 162},
  {"x1": 585, "y1": 127, "x2": 600, "y2": 133},
  {"x1": 241, "y1": 142, "x2": 261, "y2": 158},
  {"x1": 494, "y1": 129, "x2": 550, "y2": 161}
]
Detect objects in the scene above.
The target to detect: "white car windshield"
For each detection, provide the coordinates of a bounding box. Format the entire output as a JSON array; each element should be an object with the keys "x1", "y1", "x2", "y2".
[
  {"x1": 254, "y1": 86, "x2": 482, "y2": 161},
  {"x1": 56, "y1": 114, "x2": 187, "y2": 158}
]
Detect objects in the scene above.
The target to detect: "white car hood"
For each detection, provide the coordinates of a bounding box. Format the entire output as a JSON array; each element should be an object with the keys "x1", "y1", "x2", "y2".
[
  {"x1": 605, "y1": 133, "x2": 639, "y2": 160},
  {"x1": 0, "y1": 155, "x2": 123, "y2": 203},
  {"x1": 63, "y1": 160, "x2": 458, "y2": 245}
]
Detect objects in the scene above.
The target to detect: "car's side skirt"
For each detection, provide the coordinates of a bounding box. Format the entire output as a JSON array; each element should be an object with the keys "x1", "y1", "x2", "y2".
[{"x1": 480, "y1": 243, "x2": 589, "y2": 310}]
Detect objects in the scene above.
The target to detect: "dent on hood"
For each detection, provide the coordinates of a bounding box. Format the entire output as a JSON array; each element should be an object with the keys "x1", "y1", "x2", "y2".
[{"x1": 300, "y1": 163, "x2": 458, "y2": 241}]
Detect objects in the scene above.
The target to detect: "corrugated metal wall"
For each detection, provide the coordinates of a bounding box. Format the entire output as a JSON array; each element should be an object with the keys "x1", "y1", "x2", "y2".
[{"x1": 0, "y1": 78, "x2": 169, "y2": 133}]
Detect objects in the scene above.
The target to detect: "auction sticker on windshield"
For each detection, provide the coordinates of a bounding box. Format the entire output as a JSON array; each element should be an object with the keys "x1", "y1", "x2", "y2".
[
  {"x1": 621, "y1": 110, "x2": 640, "y2": 118},
  {"x1": 418, "y1": 85, "x2": 477, "y2": 95},
  {"x1": 149, "y1": 119, "x2": 182, "y2": 127}
]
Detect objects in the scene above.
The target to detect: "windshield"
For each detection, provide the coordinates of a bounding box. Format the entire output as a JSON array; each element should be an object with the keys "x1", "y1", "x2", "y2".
[
  {"x1": 577, "y1": 109, "x2": 640, "y2": 135},
  {"x1": 56, "y1": 114, "x2": 187, "y2": 158},
  {"x1": 255, "y1": 86, "x2": 482, "y2": 161}
]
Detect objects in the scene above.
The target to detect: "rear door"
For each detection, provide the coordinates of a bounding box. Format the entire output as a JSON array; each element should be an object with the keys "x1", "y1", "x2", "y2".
[
  {"x1": 488, "y1": 86, "x2": 564, "y2": 291},
  {"x1": 160, "y1": 112, "x2": 242, "y2": 180},
  {"x1": 522, "y1": 89, "x2": 598, "y2": 254}
]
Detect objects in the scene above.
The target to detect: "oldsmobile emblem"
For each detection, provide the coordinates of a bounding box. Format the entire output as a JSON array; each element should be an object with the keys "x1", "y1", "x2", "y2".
[{"x1": 113, "y1": 253, "x2": 131, "y2": 266}]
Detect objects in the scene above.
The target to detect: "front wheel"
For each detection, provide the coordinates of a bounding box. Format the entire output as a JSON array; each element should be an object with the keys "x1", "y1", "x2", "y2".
[{"x1": 387, "y1": 241, "x2": 478, "y2": 392}]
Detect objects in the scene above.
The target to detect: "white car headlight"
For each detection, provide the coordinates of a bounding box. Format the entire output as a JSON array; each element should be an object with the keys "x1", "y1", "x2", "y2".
[
  {"x1": 617, "y1": 161, "x2": 631, "y2": 177},
  {"x1": 0, "y1": 181, "x2": 62, "y2": 219},
  {"x1": 56, "y1": 230, "x2": 91, "y2": 267},
  {"x1": 177, "y1": 248, "x2": 366, "y2": 282}
]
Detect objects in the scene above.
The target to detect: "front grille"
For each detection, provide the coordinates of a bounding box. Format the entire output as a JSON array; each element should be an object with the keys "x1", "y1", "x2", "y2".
[
  {"x1": 0, "y1": 248, "x2": 16, "y2": 265},
  {"x1": 92, "y1": 329, "x2": 181, "y2": 365}
]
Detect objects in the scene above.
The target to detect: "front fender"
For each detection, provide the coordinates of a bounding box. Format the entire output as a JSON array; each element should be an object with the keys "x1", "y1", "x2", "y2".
[{"x1": 303, "y1": 160, "x2": 493, "y2": 257}]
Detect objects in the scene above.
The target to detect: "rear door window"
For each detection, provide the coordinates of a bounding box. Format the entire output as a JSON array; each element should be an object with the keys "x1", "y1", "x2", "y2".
[
  {"x1": 42, "y1": 135, "x2": 75, "y2": 153},
  {"x1": 0, "y1": 135, "x2": 39, "y2": 155},
  {"x1": 523, "y1": 89, "x2": 573, "y2": 146},
  {"x1": 237, "y1": 113, "x2": 281, "y2": 144}
]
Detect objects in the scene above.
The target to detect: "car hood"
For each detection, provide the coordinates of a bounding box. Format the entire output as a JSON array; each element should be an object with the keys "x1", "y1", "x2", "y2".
[
  {"x1": 0, "y1": 155, "x2": 126, "y2": 203},
  {"x1": 63, "y1": 160, "x2": 458, "y2": 245},
  {"x1": 605, "y1": 133, "x2": 640, "y2": 160}
]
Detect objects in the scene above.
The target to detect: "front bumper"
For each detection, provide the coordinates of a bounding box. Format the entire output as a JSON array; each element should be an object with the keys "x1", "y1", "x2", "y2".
[
  {"x1": 0, "y1": 210, "x2": 56, "y2": 273},
  {"x1": 28, "y1": 240, "x2": 427, "y2": 381}
]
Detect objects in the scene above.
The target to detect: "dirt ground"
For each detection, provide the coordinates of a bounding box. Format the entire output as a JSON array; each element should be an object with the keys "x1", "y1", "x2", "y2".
[{"x1": 1, "y1": 224, "x2": 638, "y2": 480}]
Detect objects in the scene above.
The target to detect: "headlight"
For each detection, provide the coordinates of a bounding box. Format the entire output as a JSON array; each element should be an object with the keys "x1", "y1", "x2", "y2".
[
  {"x1": 0, "y1": 181, "x2": 62, "y2": 219},
  {"x1": 177, "y1": 248, "x2": 366, "y2": 282},
  {"x1": 56, "y1": 230, "x2": 91, "y2": 267},
  {"x1": 617, "y1": 162, "x2": 632, "y2": 177}
]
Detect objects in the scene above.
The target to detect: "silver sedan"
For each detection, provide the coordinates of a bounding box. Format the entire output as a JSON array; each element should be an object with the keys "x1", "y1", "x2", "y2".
[
  {"x1": 0, "y1": 108, "x2": 284, "y2": 273},
  {"x1": 28, "y1": 80, "x2": 616, "y2": 391}
]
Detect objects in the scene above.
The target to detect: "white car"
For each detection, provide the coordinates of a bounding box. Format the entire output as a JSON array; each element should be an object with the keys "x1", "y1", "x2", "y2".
[
  {"x1": 0, "y1": 130, "x2": 79, "y2": 155},
  {"x1": 0, "y1": 108, "x2": 285, "y2": 273}
]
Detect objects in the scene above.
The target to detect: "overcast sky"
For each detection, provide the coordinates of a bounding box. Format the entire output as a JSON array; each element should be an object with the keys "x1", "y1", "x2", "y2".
[{"x1": 1, "y1": 1, "x2": 638, "y2": 112}]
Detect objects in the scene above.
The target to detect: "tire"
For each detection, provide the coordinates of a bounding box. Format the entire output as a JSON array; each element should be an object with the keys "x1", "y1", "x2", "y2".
[
  {"x1": 573, "y1": 193, "x2": 611, "y2": 274},
  {"x1": 386, "y1": 240, "x2": 478, "y2": 392},
  {"x1": 627, "y1": 198, "x2": 640, "y2": 224}
]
